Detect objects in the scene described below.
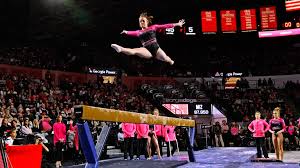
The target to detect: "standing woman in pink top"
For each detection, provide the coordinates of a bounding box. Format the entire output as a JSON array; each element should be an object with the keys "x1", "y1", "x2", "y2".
[
  {"x1": 248, "y1": 111, "x2": 270, "y2": 158},
  {"x1": 53, "y1": 115, "x2": 66, "y2": 168},
  {"x1": 136, "y1": 123, "x2": 149, "y2": 160},
  {"x1": 111, "y1": 12, "x2": 185, "y2": 65},
  {"x1": 230, "y1": 122, "x2": 240, "y2": 147},
  {"x1": 154, "y1": 108, "x2": 164, "y2": 156},
  {"x1": 286, "y1": 120, "x2": 297, "y2": 150},
  {"x1": 269, "y1": 107, "x2": 286, "y2": 161},
  {"x1": 164, "y1": 125, "x2": 177, "y2": 157},
  {"x1": 122, "y1": 122, "x2": 136, "y2": 160}
]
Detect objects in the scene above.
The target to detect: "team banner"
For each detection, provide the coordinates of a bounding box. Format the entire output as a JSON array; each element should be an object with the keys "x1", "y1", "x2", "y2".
[
  {"x1": 201, "y1": 11, "x2": 217, "y2": 33},
  {"x1": 221, "y1": 10, "x2": 237, "y2": 33},
  {"x1": 240, "y1": 9, "x2": 257, "y2": 32},
  {"x1": 260, "y1": 6, "x2": 277, "y2": 30}
]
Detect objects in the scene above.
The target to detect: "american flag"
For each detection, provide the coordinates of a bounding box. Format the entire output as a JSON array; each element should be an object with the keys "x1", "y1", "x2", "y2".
[{"x1": 286, "y1": 0, "x2": 300, "y2": 12}]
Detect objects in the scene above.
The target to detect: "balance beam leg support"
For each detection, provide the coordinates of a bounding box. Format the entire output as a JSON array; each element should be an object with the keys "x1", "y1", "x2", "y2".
[{"x1": 77, "y1": 122, "x2": 99, "y2": 168}]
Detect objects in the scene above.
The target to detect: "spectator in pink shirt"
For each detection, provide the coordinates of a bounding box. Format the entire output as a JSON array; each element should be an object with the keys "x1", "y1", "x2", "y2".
[
  {"x1": 53, "y1": 115, "x2": 66, "y2": 168},
  {"x1": 248, "y1": 111, "x2": 270, "y2": 158},
  {"x1": 230, "y1": 122, "x2": 240, "y2": 146},
  {"x1": 122, "y1": 122, "x2": 136, "y2": 160},
  {"x1": 286, "y1": 120, "x2": 297, "y2": 150}
]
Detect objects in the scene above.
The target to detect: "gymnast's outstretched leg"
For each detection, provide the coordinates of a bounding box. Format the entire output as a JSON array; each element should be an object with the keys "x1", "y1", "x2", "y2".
[
  {"x1": 111, "y1": 44, "x2": 153, "y2": 59},
  {"x1": 155, "y1": 48, "x2": 174, "y2": 65}
]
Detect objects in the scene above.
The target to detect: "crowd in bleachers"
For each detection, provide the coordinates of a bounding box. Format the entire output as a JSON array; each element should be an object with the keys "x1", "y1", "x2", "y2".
[{"x1": 0, "y1": 72, "x2": 154, "y2": 167}]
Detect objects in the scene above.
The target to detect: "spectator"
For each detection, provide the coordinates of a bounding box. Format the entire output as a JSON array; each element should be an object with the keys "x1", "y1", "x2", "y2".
[
  {"x1": 268, "y1": 78, "x2": 273, "y2": 87},
  {"x1": 230, "y1": 122, "x2": 240, "y2": 147},
  {"x1": 0, "y1": 117, "x2": 11, "y2": 137},
  {"x1": 53, "y1": 115, "x2": 66, "y2": 168},
  {"x1": 5, "y1": 128, "x2": 17, "y2": 145},
  {"x1": 213, "y1": 122, "x2": 224, "y2": 147},
  {"x1": 32, "y1": 119, "x2": 41, "y2": 133},
  {"x1": 21, "y1": 117, "x2": 33, "y2": 136},
  {"x1": 221, "y1": 120, "x2": 230, "y2": 147}
]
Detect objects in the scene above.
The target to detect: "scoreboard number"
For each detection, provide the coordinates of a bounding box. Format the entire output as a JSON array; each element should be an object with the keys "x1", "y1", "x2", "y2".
[
  {"x1": 185, "y1": 26, "x2": 196, "y2": 35},
  {"x1": 166, "y1": 28, "x2": 175, "y2": 35},
  {"x1": 193, "y1": 104, "x2": 209, "y2": 115}
]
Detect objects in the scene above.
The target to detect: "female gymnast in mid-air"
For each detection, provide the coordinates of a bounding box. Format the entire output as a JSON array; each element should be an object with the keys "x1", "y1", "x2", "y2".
[{"x1": 111, "y1": 12, "x2": 185, "y2": 65}]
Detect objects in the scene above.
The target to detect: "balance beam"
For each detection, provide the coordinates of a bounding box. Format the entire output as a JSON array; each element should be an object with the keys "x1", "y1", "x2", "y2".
[
  {"x1": 74, "y1": 105, "x2": 196, "y2": 167},
  {"x1": 74, "y1": 105, "x2": 195, "y2": 127}
]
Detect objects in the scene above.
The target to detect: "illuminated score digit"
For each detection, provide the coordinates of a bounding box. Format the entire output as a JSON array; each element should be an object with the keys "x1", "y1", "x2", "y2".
[
  {"x1": 284, "y1": 22, "x2": 292, "y2": 28},
  {"x1": 165, "y1": 28, "x2": 175, "y2": 35},
  {"x1": 185, "y1": 26, "x2": 196, "y2": 35}
]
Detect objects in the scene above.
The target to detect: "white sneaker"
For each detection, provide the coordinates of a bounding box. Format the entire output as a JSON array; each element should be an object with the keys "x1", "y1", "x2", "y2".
[{"x1": 111, "y1": 44, "x2": 122, "y2": 53}]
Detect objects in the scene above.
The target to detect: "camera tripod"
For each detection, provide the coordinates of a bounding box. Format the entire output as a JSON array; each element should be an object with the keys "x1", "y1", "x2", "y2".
[{"x1": 0, "y1": 137, "x2": 9, "y2": 168}]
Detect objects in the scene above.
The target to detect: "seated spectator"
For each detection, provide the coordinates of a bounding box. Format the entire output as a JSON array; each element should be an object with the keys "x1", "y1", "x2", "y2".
[
  {"x1": 40, "y1": 115, "x2": 52, "y2": 133},
  {"x1": 32, "y1": 119, "x2": 41, "y2": 133},
  {"x1": 21, "y1": 117, "x2": 33, "y2": 136},
  {"x1": 0, "y1": 117, "x2": 12, "y2": 137},
  {"x1": 5, "y1": 128, "x2": 17, "y2": 145}
]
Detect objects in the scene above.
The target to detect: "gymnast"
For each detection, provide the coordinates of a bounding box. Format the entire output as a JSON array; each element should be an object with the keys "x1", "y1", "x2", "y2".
[{"x1": 111, "y1": 12, "x2": 185, "y2": 65}]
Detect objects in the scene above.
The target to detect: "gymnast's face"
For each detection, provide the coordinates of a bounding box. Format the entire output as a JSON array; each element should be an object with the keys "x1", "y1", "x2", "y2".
[
  {"x1": 273, "y1": 110, "x2": 279, "y2": 119},
  {"x1": 139, "y1": 17, "x2": 149, "y2": 29},
  {"x1": 255, "y1": 113, "x2": 261, "y2": 120},
  {"x1": 153, "y1": 109, "x2": 159, "y2": 116}
]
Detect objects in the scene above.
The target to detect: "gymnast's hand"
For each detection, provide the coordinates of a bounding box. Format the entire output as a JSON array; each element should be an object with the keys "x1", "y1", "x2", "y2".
[
  {"x1": 120, "y1": 30, "x2": 127, "y2": 34},
  {"x1": 177, "y1": 19, "x2": 185, "y2": 27}
]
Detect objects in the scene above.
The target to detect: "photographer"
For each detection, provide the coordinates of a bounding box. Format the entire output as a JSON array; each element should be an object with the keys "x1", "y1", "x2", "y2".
[{"x1": 34, "y1": 135, "x2": 52, "y2": 168}]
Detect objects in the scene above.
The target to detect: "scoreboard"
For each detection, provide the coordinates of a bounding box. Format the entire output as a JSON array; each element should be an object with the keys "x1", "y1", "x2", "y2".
[
  {"x1": 162, "y1": 103, "x2": 212, "y2": 115},
  {"x1": 164, "y1": 6, "x2": 280, "y2": 36},
  {"x1": 160, "y1": 2, "x2": 300, "y2": 37}
]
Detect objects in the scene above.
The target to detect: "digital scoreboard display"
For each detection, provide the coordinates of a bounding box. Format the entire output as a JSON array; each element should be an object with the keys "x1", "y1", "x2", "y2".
[
  {"x1": 188, "y1": 103, "x2": 211, "y2": 115},
  {"x1": 163, "y1": 103, "x2": 211, "y2": 115}
]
